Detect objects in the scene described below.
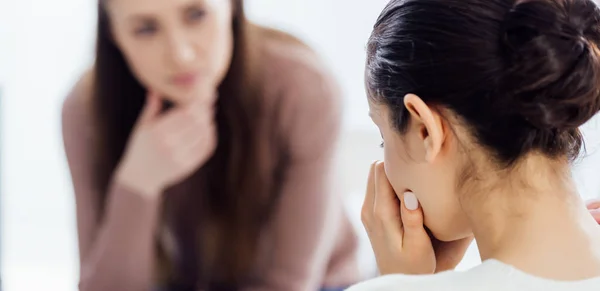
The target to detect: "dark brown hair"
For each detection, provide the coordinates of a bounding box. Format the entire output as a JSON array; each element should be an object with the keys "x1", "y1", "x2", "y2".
[
  {"x1": 93, "y1": 0, "x2": 287, "y2": 289},
  {"x1": 367, "y1": 0, "x2": 600, "y2": 166}
]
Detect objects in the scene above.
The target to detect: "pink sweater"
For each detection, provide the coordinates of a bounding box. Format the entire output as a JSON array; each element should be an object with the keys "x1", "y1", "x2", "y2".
[{"x1": 61, "y1": 28, "x2": 360, "y2": 291}]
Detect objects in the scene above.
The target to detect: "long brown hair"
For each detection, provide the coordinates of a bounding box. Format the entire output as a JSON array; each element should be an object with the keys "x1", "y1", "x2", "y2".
[{"x1": 93, "y1": 0, "x2": 287, "y2": 289}]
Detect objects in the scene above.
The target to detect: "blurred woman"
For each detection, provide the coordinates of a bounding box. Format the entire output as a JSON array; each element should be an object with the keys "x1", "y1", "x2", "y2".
[
  {"x1": 61, "y1": 0, "x2": 359, "y2": 290},
  {"x1": 351, "y1": 0, "x2": 600, "y2": 290}
]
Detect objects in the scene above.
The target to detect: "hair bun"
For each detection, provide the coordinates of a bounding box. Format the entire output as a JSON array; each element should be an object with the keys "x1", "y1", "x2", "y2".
[{"x1": 500, "y1": 0, "x2": 600, "y2": 130}]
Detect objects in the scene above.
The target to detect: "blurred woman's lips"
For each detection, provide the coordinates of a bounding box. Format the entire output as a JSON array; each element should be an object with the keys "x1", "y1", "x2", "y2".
[{"x1": 171, "y1": 72, "x2": 199, "y2": 87}]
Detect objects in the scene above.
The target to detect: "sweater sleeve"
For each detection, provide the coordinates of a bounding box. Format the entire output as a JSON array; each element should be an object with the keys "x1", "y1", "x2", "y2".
[{"x1": 61, "y1": 72, "x2": 162, "y2": 291}]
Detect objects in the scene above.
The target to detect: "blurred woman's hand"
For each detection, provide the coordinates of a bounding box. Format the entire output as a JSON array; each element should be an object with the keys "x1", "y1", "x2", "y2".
[{"x1": 115, "y1": 91, "x2": 217, "y2": 199}]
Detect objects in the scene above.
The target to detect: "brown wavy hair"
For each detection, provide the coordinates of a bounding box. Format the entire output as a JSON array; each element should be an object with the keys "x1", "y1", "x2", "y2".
[{"x1": 93, "y1": 0, "x2": 288, "y2": 289}]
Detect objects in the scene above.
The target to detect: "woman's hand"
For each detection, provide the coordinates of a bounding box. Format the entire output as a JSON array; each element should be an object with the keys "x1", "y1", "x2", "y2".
[
  {"x1": 115, "y1": 91, "x2": 217, "y2": 199},
  {"x1": 586, "y1": 199, "x2": 600, "y2": 224},
  {"x1": 361, "y1": 161, "x2": 473, "y2": 275},
  {"x1": 361, "y1": 161, "x2": 436, "y2": 275}
]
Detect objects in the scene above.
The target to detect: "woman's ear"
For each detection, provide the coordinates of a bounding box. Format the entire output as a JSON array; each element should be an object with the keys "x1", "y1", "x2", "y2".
[{"x1": 404, "y1": 94, "x2": 445, "y2": 162}]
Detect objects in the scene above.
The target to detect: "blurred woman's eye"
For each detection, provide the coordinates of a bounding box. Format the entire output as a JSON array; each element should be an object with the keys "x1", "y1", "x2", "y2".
[
  {"x1": 134, "y1": 22, "x2": 158, "y2": 37},
  {"x1": 186, "y1": 7, "x2": 206, "y2": 23},
  {"x1": 380, "y1": 141, "x2": 385, "y2": 148}
]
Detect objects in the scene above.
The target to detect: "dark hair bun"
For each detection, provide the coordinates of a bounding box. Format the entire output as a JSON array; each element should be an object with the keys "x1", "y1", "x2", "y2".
[{"x1": 501, "y1": 0, "x2": 600, "y2": 130}]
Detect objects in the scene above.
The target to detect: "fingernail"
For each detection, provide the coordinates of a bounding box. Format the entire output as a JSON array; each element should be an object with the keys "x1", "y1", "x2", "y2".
[{"x1": 403, "y1": 192, "x2": 419, "y2": 211}]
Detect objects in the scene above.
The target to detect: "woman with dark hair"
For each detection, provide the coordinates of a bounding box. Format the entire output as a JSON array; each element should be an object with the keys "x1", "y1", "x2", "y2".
[
  {"x1": 349, "y1": 0, "x2": 600, "y2": 290},
  {"x1": 61, "y1": 0, "x2": 359, "y2": 290}
]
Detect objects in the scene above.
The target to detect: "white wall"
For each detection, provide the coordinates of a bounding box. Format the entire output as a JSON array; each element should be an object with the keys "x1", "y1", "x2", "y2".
[
  {"x1": 1, "y1": 0, "x2": 96, "y2": 290},
  {"x1": 247, "y1": 0, "x2": 389, "y2": 130},
  {"x1": 1, "y1": 0, "x2": 599, "y2": 290}
]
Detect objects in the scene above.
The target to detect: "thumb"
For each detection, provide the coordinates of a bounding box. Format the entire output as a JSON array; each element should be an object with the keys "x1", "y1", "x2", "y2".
[
  {"x1": 400, "y1": 191, "x2": 430, "y2": 248},
  {"x1": 138, "y1": 91, "x2": 162, "y2": 124}
]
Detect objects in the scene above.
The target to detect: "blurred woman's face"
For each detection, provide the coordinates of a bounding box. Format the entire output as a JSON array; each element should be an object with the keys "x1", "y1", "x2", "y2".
[{"x1": 106, "y1": 0, "x2": 234, "y2": 104}]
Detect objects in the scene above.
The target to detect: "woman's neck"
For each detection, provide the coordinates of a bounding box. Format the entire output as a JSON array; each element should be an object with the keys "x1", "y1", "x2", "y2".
[{"x1": 466, "y1": 155, "x2": 600, "y2": 280}]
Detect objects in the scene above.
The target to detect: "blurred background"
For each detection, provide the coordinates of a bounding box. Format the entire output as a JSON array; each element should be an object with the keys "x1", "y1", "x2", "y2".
[{"x1": 0, "y1": 0, "x2": 599, "y2": 290}]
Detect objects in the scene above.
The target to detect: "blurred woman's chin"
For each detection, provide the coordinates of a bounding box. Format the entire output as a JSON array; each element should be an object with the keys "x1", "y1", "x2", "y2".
[
  {"x1": 163, "y1": 83, "x2": 216, "y2": 105},
  {"x1": 159, "y1": 89, "x2": 195, "y2": 106},
  {"x1": 158, "y1": 94, "x2": 183, "y2": 106}
]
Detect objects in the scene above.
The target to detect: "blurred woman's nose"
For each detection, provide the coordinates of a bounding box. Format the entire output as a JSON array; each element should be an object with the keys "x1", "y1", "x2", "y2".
[{"x1": 166, "y1": 30, "x2": 196, "y2": 68}]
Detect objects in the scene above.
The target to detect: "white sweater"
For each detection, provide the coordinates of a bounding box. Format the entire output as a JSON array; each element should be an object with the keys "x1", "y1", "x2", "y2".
[{"x1": 346, "y1": 259, "x2": 600, "y2": 291}]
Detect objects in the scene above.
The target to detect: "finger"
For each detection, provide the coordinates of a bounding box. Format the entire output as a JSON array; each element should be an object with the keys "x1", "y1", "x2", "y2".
[
  {"x1": 361, "y1": 161, "x2": 378, "y2": 226},
  {"x1": 138, "y1": 91, "x2": 162, "y2": 124},
  {"x1": 182, "y1": 86, "x2": 217, "y2": 111},
  {"x1": 586, "y1": 199, "x2": 600, "y2": 210},
  {"x1": 175, "y1": 125, "x2": 217, "y2": 164},
  {"x1": 400, "y1": 191, "x2": 430, "y2": 248},
  {"x1": 373, "y1": 161, "x2": 403, "y2": 236},
  {"x1": 172, "y1": 134, "x2": 208, "y2": 166},
  {"x1": 158, "y1": 106, "x2": 214, "y2": 152},
  {"x1": 190, "y1": 87, "x2": 218, "y2": 107},
  {"x1": 156, "y1": 104, "x2": 211, "y2": 135},
  {"x1": 161, "y1": 116, "x2": 212, "y2": 153},
  {"x1": 179, "y1": 122, "x2": 215, "y2": 152},
  {"x1": 187, "y1": 100, "x2": 216, "y2": 124}
]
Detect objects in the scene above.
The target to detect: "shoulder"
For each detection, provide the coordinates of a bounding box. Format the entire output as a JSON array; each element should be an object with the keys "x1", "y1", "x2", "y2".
[
  {"x1": 252, "y1": 26, "x2": 343, "y2": 156},
  {"x1": 62, "y1": 69, "x2": 94, "y2": 122},
  {"x1": 61, "y1": 69, "x2": 96, "y2": 140},
  {"x1": 254, "y1": 24, "x2": 341, "y2": 117},
  {"x1": 346, "y1": 271, "x2": 475, "y2": 291}
]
